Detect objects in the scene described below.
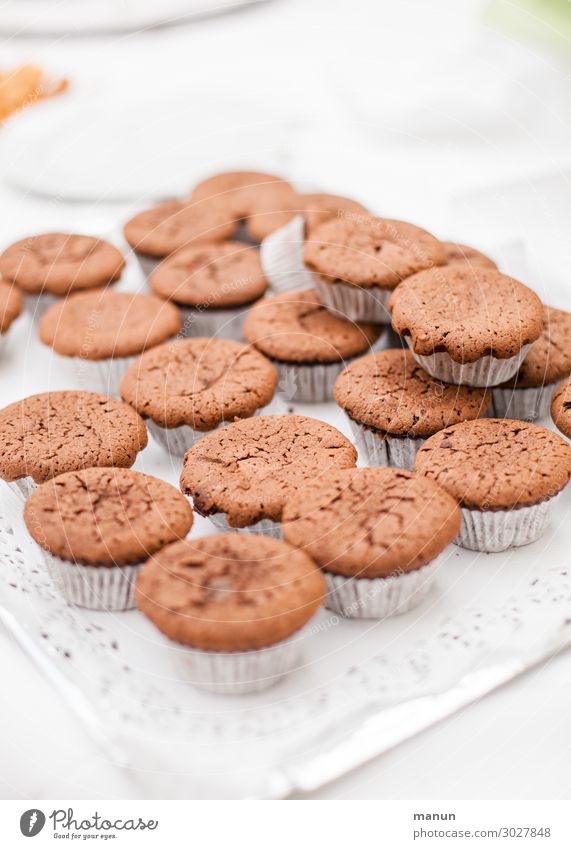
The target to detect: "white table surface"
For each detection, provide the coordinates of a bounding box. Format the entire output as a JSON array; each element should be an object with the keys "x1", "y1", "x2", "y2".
[{"x1": 1, "y1": 0, "x2": 571, "y2": 800}]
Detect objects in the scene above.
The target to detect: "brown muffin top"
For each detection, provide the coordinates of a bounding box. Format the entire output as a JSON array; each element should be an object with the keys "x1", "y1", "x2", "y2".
[
  {"x1": 180, "y1": 414, "x2": 357, "y2": 526},
  {"x1": 24, "y1": 468, "x2": 193, "y2": 566},
  {"x1": 551, "y1": 377, "x2": 571, "y2": 438},
  {"x1": 282, "y1": 467, "x2": 460, "y2": 578},
  {"x1": 136, "y1": 534, "x2": 326, "y2": 651},
  {"x1": 303, "y1": 216, "x2": 445, "y2": 290},
  {"x1": 39, "y1": 290, "x2": 181, "y2": 360},
  {"x1": 0, "y1": 233, "x2": 125, "y2": 295},
  {"x1": 149, "y1": 241, "x2": 267, "y2": 308},
  {"x1": 334, "y1": 348, "x2": 491, "y2": 437},
  {"x1": 243, "y1": 288, "x2": 381, "y2": 363},
  {"x1": 121, "y1": 338, "x2": 277, "y2": 430},
  {"x1": 190, "y1": 170, "x2": 298, "y2": 242},
  {"x1": 390, "y1": 266, "x2": 544, "y2": 363},
  {"x1": 123, "y1": 198, "x2": 236, "y2": 258},
  {"x1": 0, "y1": 391, "x2": 148, "y2": 484},
  {"x1": 414, "y1": 418, "x2": 571, "y2": 509},
  {"x1": 0, "y1": 280, "x2": 22, "y2": 333},
  {"x1": 300, "y1": 193, "x2": 369, "y2": 232},
  {"x1": 442, "y1": 241, "x2": 497, "y2": 269},
  {"x1": 499, "y1": 306, "x2": 571, "y2": 389}
]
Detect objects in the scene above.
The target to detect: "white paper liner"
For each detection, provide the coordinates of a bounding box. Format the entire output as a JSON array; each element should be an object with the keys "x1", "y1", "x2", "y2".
[
  {"x1": 62, "y1": 354, "x2": 139, "y2": 397},
  {"x1": 405, "y1": 338, "x2": 532, "y2": 388},
  {"x1": 178, "y1": 305, "x2": 245, "y2": 341},
  {"x1": 273, "y1": 359, "x2": 349, "y2": 403},
  {"x1": 456, "y1": 491, "x2": 563, "y2": 553},
  {"x1": 0, "y1": 331, "x2": 11, "y2": 355},
  {"x1": 260, "y1": 215, "x2": 318, "y2": 293},
  {"x1": 134, "y1": 252, "x2": 161, "y2": 280},
  {"x1": 206, "y1": 513, "x2": 282, "y2": 539},
  {"x1": 344, "y1": 415, "x2": 425, "y2": 470},
  {"x1": 324, "y1": 558, "x2": 440, "y2": 619},
  {"x1": 491, "y1": 383, "x2": 556, "y2": 421},
  {"x1": 174, "y1": 621, "x2": 313, "y2": 694},
  {"x1": 314, "y1": 276, "x2": 393, "y2": 324},
  {"x1": 4, "y1": 476, "x2": 38, "y2": 501},
  {"x1": 23, "y1": 292, "x2": 61, "y2": 321},
  {"x1": 39, "y1": 548, "x2": 141, "y2": 610}
]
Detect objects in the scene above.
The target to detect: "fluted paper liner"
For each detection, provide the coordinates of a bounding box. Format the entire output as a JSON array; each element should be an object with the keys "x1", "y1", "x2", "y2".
[
  {"x1": 491, "y1": 383, "x2": 556, "y2": 421},
  {"x1": 405, "y1": 338, "x2": 532, "y2": 388},
  {"x1": 456, "y1": 492, "x2": 562, "y2": 552}
]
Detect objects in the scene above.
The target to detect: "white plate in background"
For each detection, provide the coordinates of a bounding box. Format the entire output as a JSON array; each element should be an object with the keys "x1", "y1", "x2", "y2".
[{"x1": 0, "y1": 0, "x2": 266, "y2": 36}]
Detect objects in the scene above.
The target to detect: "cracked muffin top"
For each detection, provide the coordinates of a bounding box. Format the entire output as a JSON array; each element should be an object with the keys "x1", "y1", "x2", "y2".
[
  {"x1": 243, "y1": 288, "x2": 381, "y2": 363},
  {"x1": 334, "y1": 348, "x2": 491, "y2": 437},
  {"x1": 282, "y1": 467, "x2": 460, "y2": 578},
  {"x1": 120, "y1": 338, "x2": 277, "y2": 430},
  {"x1": 24, "y1": 467, "x2": 193, "y2": 565},
  {"x1": 150, "y1": 241, "x2": 267, "y2": 308},
  {"x1": 180, "y1": 414, "x2": 357, "y2": 527},
  {"x1": 0, "y1": 391, "x2": 147, "y2": 484},
  {"x1": 39, "y1": 290, "x2": 181, "y2": 359},
  {"x1": 390, "y1": 266, "x2": 544, "y2": 363},
  {"x1": 303, "y1": 216, "x2": 445, "y2": 290},
  {"x1": 123, "y1": 198, "x2": 236, "y2": 258},
  {"x1": 0, "y1": 233, "x2": 125, "y2": 295},
  {"x1": 414, "y1": 418, "x2": 571, "y2": 509},
  {"x1": 499, "y1": 306, "x2": 571, "y2": 389},
  {"x1": 136, "y1": 534, "x2": 326, "y2": 651}
]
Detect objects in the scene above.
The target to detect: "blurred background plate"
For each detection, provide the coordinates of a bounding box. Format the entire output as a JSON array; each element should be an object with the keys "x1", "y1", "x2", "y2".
[
  {"x1": 0, "y1": 81, "x2": 298, "y2": 202},
  {"x1": 0, "y1": 0, "x2": 266, "y2": 36}
]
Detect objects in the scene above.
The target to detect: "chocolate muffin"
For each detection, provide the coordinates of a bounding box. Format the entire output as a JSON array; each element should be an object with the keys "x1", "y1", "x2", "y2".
[
  {"x1": 123, "y1": 197, "x2": 236, "y2": 278},
  {"x1": 150, "y1": 241, "x2": 267, "y2": 340},
  {"x1": 243, "y1": 288, "x2": 382, "y2": 402},
  {"x1": 442, "y1": 241, "x2": 497, "y2": 269},
  {"x1": 0, "y1": 390, "x2": 147, "y2": 499},
  {"x1": 189, "y1": 170, "x2": 298, "y2": 242},
  {"x1": 180, "y1": 414, "x2": 357, "y2": 536},
  {"x1": 120, "y1": 338, "x2": 278, "y2": 456},
  {"x1": 303, "y1": 215, "x2": 445, "y2": 323},
  {"x1": 0, "y1": 280, "x2": 22, "y2": 350},
  {"x1": 39, "y1": 290, "x2": 181, "y2": 396},
  {"x1": 282, "y1": 467, "x2": 460, "y2": 618},
  {"x1": 492, "y1": 306, "x2": 571, "y2": 420},
  {"x1": 414, "y1": 418, "x2": 571, "y2": 551},
  {"x1": 551, "y1": 376, "x2": 571, "y2": 439},
  {"x1": 137, "y1": 534, "x2": 325, "y2": 693},
  {"x1": 0, "y1": 233, "x2": 125, "y2": 319},
  {"x1": 25, "y1": 468, "x2": 193, "y2": 610},
  {"x1": 334, "y1": 348, "x2": 491, "y2": 469},
  {"x1": 390, "y1": 265, "x2": 544, "y2": 387}
]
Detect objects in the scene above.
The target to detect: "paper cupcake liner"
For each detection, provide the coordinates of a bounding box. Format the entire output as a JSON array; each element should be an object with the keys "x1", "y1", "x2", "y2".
[
  {"x1": 4, "y1": 477, "x2": 38, "y2": 501},
  {"x1": 260, "y1": 214, "x2": 318, "y2": 293},
  {"x1": 206, "y1": 513, "x2": 282, "y2": 539},
  {"x1": 134, "y1": 252, "x2": 161, "y2": 280},
  {"x1": 405, "y1": 338, "x2": 532, "y2": 388},
  {"x1": 174, "y1": 621, "x2": 312, "y2": 694},
  {"x1": 456, "y1": 491, "x2": 563, "y2": 553},
  {"x1": 178, "y1": 305, "x2": 245, "y2": 342},
  {"x1": 24, "y1": 293, "x2": 62, "y2": 321},
  {"x1": 345, "y1": 416, "x2": 425, "y2": 470},
  {"x1": 64, "y1": 354, "x2": 138, "y2": 397},
  {"x1": 324, "y1": 558, "x2": 440, "y2": 619},
  {"x1": 0, "y1": 330, "x2": 12, "y2": 355},
  {"x1": 40, "y1": 548, "x2": 141, "y2": 610},
  {"x1": 491, "y1": 383, "x2": 556, "y2": 422},
  {"x1": 314, "y1": 276, "x2": 393, "y2": 324},
  {"x1": 274, "y1": 359, "x2": 349, "y2": 403}
]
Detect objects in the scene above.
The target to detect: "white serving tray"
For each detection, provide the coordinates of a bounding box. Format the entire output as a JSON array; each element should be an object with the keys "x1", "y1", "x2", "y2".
[{"x1": 1, "y1": 250, "x2": 571, "y2": 799}]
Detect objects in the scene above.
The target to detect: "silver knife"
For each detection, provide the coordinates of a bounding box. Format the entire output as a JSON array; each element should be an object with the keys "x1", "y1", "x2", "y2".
[{"x1": 265, "y1": 622, "x2": 571, "y2": 799}]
